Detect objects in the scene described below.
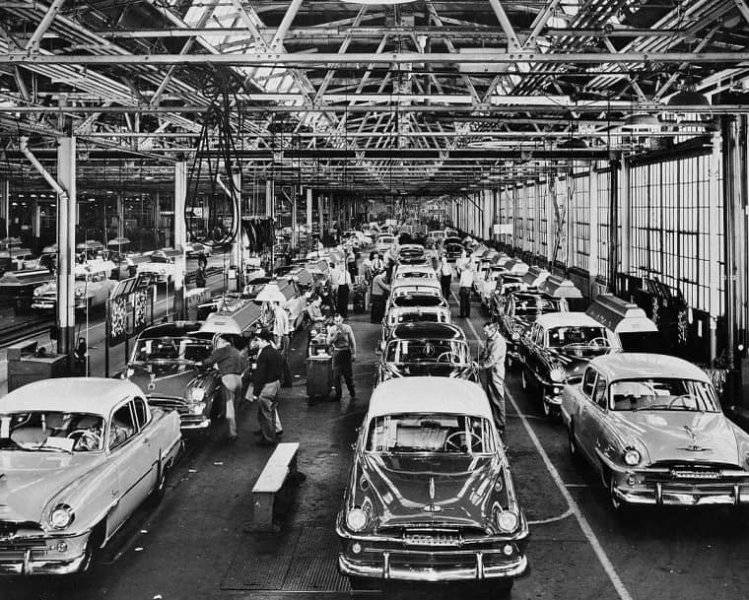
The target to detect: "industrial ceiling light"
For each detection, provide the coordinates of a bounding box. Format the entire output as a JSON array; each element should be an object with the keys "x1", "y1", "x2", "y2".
[
  {"x1": 558, "y1": 138, "x2": 588, "y2": 149},
  {"x1": 623, "y1": 113, "x2": 660, "y2": 128},
  {"x1": 342, "y1": 0, "x2": 416, "y2": 4},
  {"x1": 667, "y1": 89, "x2": 710, "y2": 107}
]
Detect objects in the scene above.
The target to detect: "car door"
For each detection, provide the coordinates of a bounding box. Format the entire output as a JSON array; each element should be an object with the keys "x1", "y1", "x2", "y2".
[
  {"x1": 106, "y1": 398, "x2": 156, "y2": 533},
  {"x1": 574, "y1": 367, "x2": 599, "y2": 464},
  {"x1": 527, "y1": 324, "x2": 545, "y2": 383},
  {"x1": 581, "y1": 371, "x2": 609, "y2": 473}
]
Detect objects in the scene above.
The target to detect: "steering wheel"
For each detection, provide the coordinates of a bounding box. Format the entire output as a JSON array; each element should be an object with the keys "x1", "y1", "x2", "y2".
[
  {"x1": 668, "y1": 394, "x2": 693, "y2": 409},
  {"x1": 67, "y1": 429, "x2": 101, "y2": 451},
  {"x1": 443, "y1": 430, "x2": 483, "y2": 452},
  {"x1": 436, "y1": 351, "x2": 460, "y2": 364},
  {"x1": 588, "y1": 337, "x2": 612, "y2": 349}
]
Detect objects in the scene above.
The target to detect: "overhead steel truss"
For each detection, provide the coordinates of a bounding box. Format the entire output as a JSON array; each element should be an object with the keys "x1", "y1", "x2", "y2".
[{"x1": 1, "y1": 0, "x2": 748, "y2": 195}]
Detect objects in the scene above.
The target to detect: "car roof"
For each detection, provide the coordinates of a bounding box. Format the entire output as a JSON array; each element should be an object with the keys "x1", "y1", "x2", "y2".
[
  {"x1": 535, "y1": 312, "x2": 606, "y2": 329},
  {"x1": 390, "y1": 322, "x2": 465, "y2": 340},
  {"x1": 588, "y1": 353, "x2": 711, "y2": 383},
  {"x1": 138, "y1": 320, "x2": 204, "y2": 339},
  {"x1": 368, "y1": 378, "x2": 492, "y2": 419},
  {"x1": 0, "y1": 377, "x2": 143, "y2": 416}
]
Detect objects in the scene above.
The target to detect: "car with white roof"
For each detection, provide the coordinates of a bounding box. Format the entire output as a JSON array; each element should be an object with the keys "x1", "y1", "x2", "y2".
[
  {"x1": 31, "y1": 263, "x2": 116, "y2": 312},
  {"x1": 337, "y1": 377, "x2": 528, "y2": 591},
  {"x1": 562, "y1": 354, "x2": 749, "y2": 511},
  {"x1": 517, "y1": 312, "x2": 621, "y2": 417},
  {"x1": 387, "y1": 286, "x2": 448, "y2": 311},
  {"x1": 0, "y1": 378, "x2": 182, "y2": 576},
  {"x1": 392, "y1": 264, "x2": 437, "y2": 282}
]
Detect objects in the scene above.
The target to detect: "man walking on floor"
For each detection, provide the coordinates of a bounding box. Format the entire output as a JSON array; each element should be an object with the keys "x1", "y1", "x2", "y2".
[
  {"x1": 478, "y1": 321, "x2": 507, "y2": 438},
  {"x1": 327, "y1": 313, "x2": 357, "y2": 403},
  {"x1": 202, "y1": 335, "x2": 245, "y2": 442},
  {"x1": 438, "y1": 254, "x2": 452, "y2": 300},
  {"x1": 333, "y1": 262, "x2": 353, "y2": 318},
  {"x1": 251, "y1": 329, "x2": 284, "y2": 446},
  {"x1": 458, "y1": 258, "x2": 474, "y2": 318}
]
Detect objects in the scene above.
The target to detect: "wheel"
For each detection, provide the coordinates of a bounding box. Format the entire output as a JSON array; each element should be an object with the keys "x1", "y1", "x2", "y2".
[
  {"x1": 608, "y1": 472, "x2": 624, "y2": 512},
  {"x1": 79, "y1": 522, "x2": 105, "y2": 573},
  {"x1": 520, "y1": 368, "x2": 529, "y2": 390},
  {"x1": 148, "y1": 459, "x2": 170, "y2": 507},
  {"x1": 568, "y1": 424, "x2": 579, "y2": 459}
]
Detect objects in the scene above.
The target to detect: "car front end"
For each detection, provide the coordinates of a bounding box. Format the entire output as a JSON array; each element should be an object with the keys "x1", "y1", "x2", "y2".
[{"x1": 0, "y1": 521, "x2": 92, "y2": 576}]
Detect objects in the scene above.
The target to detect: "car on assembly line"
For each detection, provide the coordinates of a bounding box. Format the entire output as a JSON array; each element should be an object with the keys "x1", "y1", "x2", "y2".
[
  {"x1": 124, "y1": 321, "x2": 227, "y2": 432},
  {"x1": 378, "y1": 322, "x2": 476, "y2": 382},
  {"x1": 337, "y1": 377, "x2": 529, "y2": 592},
  {"x1": 392, "y1": 263, "x2": 437, "y2": 282},
  {"x1": 561, "y1": 353, "x2": 749, "y2": 511},
  {"x1": 517, "y1": 312, "x2": 621, "y2": 417},
  {"x1": 185, "y1": 242, "x2": 212, "y2": 259},
  {"x1": 31, "y1": 263, "x2": 117, "y2": 312},
  {"x1": 0, "y1": 378, "x2": 182, "y2": 576},
  {"x1": 442, "y1": 238, "x2": 465, "y2": 263},
  {"x1": 387, "y1": 286, "x2": 448, "y2": 312},
  {"x1": 379, "y1": 303, "x2": 452, "y2": 351},
  {"x1": 396, "y1": 244, "x2": 427, "y2": 265},
  {"x1": 375, "y1": 235, "x2": 396, "y2": 255},
  {"x1": 495, "y1": 290, "x2": 567, "y2": 365}
]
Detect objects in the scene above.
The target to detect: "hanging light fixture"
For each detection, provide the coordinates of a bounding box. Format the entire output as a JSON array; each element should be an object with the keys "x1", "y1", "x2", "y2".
[{"x1": 343, "y1": 0, "x2": 416, "y2": 3}]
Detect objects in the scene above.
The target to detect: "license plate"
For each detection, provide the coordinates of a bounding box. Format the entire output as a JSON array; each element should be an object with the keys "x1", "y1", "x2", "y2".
[
  {"x1": 671, "y1": 470, "x2": 721, "y2": 479},
  {"x1": 404, "y1": 533, "x2": 460, "y2": 546}
]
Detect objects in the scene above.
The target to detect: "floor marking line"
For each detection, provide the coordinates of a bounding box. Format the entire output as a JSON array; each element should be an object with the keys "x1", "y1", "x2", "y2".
[{"x1": 455, "y1": 294, "x2": 634, "y2": 600}]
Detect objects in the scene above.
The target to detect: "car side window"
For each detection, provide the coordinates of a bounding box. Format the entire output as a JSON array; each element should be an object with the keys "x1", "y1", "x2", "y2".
[
  {"x1": 132, "y1": 397, "x2": 149, "y2": 430},
  {"x1": 591, "y1": 375, "x2": 608, "y2": 409},
  {"x1": 109, "y1": 403, "x2": 137, "y2": 450},
  {"x1": 581, "y1": 368, "x2": 597, "y2": 398}
]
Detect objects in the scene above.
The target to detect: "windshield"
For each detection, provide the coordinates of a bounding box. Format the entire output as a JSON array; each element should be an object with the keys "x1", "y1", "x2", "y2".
[
  {"x1": 130, "y1": 337, "x2": 212, "y2": 363},
  {"x1": 386, "y1": 340, "x2": 469, "y2": 364},
  {"x1": 515, "y1": 295, "x2": 560, "y2": 316},
  {"x1": 548, "y1": 326, "x2": 608, "y2": 348},
  {"x1": 396, "y1": 271, "x2": 433, "y2": 279},
  {"x1": 367, "y1": 413, "x2": 494, "y2": 454},
  {"x1": 609, "y1": 378, "x2": 719, "y2": 412},
  {"x1": 393, "y1": 294, "x2": 443, "y2": 307},
  {"x1": 0, "y1": 411, "x2": 105, "y2": 452}
]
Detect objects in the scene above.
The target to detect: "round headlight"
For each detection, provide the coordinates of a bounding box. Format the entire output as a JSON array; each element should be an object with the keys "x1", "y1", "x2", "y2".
[
  {"x1": 189, "y1": 388, "x2": 206, "y2": 402},
  {"x1": 496, "y1": 510, "x2": 519, "y2": 533},
  {"x1": 49, "y1": 504, "x2": 74, "y2": 529},
  {"x1": 550, "y1": 366, "x2": 566, "y2": 383},
  {"x1": 346, "y1": 508, "x2": 368, "y2": 532},
  {"x1": 623, "y1": 449, "x2": 641, "y2": 466}
]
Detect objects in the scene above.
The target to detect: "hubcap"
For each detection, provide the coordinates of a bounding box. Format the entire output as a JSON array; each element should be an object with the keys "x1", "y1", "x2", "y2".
[{"x1": 609, "y1": 477, "x2": 621, "y2": 510}]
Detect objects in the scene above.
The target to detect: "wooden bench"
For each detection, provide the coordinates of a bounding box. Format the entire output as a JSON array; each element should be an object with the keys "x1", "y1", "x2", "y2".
[{"x1": 251, "y1": 442, "x2": 300, "y2": 530}]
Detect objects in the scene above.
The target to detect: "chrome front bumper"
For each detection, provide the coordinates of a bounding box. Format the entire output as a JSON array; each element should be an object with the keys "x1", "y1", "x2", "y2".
[
  {"x1": 612, "y1": 475, "x2": 749, "y2": 507},
  {"x1": 339, "y1": 549, "x2": 528, "y2": 582},
  {"x1": 0, "y1": 532, "x2": 90, "y2": 576}
]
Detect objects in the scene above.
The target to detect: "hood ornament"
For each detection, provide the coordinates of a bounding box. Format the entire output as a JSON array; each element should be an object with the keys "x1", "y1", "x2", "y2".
[
  {"x1": 424, "y1": 477, "x2": 441, "y2": 512},
  {"x1": 679, "y1": 425, "x2": 710, "y2": 452}
]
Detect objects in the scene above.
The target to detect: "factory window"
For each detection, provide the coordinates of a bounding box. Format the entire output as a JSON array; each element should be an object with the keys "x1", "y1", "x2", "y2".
[
  {"x1": 573, "y1": 173, "x2": 590, "y2": 270},
  {"x1": 596, "y1": 169, "x2": 611, "y2": 282}
]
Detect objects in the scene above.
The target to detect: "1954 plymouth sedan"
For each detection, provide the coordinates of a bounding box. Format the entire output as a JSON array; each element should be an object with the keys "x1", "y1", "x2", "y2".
[
  {"x1": 561, "y1": 353, "x2": 749, "y2": 510},
  {"x1": 0, "y1": 378, "x2": 182, "y2": 575},
  {"x1": 337, "y1": 377, "x2": 528, "y2": 592}
]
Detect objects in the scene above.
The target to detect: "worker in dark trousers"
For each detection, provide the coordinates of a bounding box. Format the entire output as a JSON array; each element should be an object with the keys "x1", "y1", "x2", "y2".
[
  {"x1": 478, "y1": 321, "x2": 508, "y2": 438},
  {"x1": 250, "y1": 329, "x2": 284, "y2": 446},
  {"x1": 458, "y1": 260, "x2": 474, "y2": 318},
  {"x1": 370, "y1": 270, "x2": 390, "y2": 323},
  {"x1": 438, "y1": 254, "x2": 452, "y2": 300},
  {"x1": 327, "y1": 313, "x2": 357, "y2": 403},
  {"x1": 333, "y1": 264, "x2": 353, "y2": 318},
  {"x1": 202, "y1": 335, "x2": 245, "y2": 442}
]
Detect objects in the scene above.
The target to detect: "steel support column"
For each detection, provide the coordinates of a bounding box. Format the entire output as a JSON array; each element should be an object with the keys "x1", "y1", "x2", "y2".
[
  {"x1": 232, "y1": 168, "x2": 243, "y2": 274},
  {"x1": 173, "y1": 160, "x2": 187, "y2": 318},
  {"x1": 56, "y1": 136, "x2": 76, "y2": 357},
  {"x1": 589, "y1": 167, "x2": 599, "y2": 296},
  {"x1": 291, "y1": 187, "x2": 298, "y2": 252},
  {"x1": 611, "y1": 158, "x2": 623, "y2": 294},
  {"x1": 306, "y1": 187, "x2": 313, "y2": 251},
  {"x1": 318, "y1": 194, "x2": 324, "y2": 244},
  {"x1": 0, "y1": 179, "x2": 8, "y2": 237},
  {"x1": 709, "y1": 129, "x2": 723, "y2": 365}
]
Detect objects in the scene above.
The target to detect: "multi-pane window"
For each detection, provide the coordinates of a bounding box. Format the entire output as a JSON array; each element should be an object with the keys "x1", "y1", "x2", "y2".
[
  {"x1": 572, "y1": 172, "x2": 591, "y2": 269},
  {"x1": 597, "y1": 169, "x2": 611, "y2": 282}
]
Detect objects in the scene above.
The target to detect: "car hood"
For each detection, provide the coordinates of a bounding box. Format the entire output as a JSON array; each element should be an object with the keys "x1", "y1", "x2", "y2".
[
  {"x1": 359, "y1": 454, "x2": 500, "y2": 529},
  {"x1": 610, "y1": 411, "x2": 742, "y2": 466},
  {"x1": 127, "y1": 363, "x2": 207, "y2": 400},
  {"x1": 0, "y1": 452, "x2": 103, "y2": 524}
]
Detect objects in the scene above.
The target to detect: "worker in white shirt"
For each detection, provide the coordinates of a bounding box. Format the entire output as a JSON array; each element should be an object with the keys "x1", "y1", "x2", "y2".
[
  {"x1": 458, "y1": 261, "x2": 474, "y2": 318},
  {"x1": 455, "y1": 249, "x2": 469, "y2": 275},
  {"x1": 333, "y1": 264, "x2": 353, "y2": 318},
  {"x1": 272, "y1": 300, "x2": 293, "y2": 387},
  {"x1": 439, "y1": 255, "x2": 453, "y2": 300}
]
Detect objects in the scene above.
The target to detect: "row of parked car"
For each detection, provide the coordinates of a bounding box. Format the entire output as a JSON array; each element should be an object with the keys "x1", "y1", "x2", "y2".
[
  {"x1": 336, "y1": 234, "x2": 749, "y2": 592},
  {"x1": 464, "y1": 241, "x2": 749, "y2": 513},
  {"x1": 336, "y1": 240, "x2": 529, "y2": 594}
]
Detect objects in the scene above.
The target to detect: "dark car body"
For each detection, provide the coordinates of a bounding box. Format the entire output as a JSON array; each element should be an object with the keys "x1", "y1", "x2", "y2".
[
  {"x1": 378, "y1": 322, "x2": 477, "y2": 382},
  {"x1": 397, "y1": 245, "x2": 427, "y2": 266},
  {"x1": 443, "y1": 241, "x2": 464, "y2": 263},
  {"x1": 124, "y1": 321, "x2": 223, "y2": 431},
  {"x1": 495, "y1": 291, "x2": 566, "y2": 360},
  {"x1": 517, "y1": 312, "x2": 621, "y2": 417},
  {"x1": 337, "y1": 378, "x2": 529, "y2": 586}
]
